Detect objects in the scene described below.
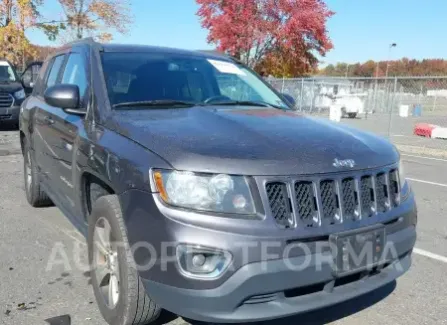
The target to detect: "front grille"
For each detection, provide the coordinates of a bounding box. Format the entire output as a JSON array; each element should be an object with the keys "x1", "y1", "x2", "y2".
[
  {"x1": 265, "y1": 168, "x2": 399, "y2": 228},
  {"x1": 389, "y1": 169, "x2": 400, "y2": 206},
  {"x1": 265, "y1": 182, "x2": 293, "y2": 228},
  {"x1": 320, "y1": 180, "x2": 339, "y2": 225},
  {"x1": 0, "y1": 93, "x2": 13, "y2": 108},
  {"x1": 375, "y1": 173, "x2": 388, "y2": 212},
  {"x1": 360, "y1": 176, "x2": 374, "y2": 217},
  {"x1": 341, "y1": 178, "x2": 358, "y2": 221},
  {"x1": 294, "y1": 181, "x2": 318, "y2": 227}
]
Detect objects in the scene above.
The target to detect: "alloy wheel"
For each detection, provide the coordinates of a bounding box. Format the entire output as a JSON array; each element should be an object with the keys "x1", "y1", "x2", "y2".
[{"x1": 93, "y1": 217, "x2": 120, "y2": 309}]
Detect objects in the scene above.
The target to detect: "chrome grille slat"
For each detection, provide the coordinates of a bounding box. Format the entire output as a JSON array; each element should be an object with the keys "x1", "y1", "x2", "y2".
[
  {"x1": 265, "y1": 167, "x2": 400, "y2": 228},
  {"x1": 0, "y1": 93, "x2": 13, "y2": 107}
]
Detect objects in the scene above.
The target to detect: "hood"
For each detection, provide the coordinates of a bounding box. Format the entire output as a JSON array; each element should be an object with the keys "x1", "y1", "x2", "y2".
[
  {"x1": 105, "y1": 107, "x2": 399, "y2": 176},
  {"x1": 0, "y1": 81, "x2": 23, "y2": 93}
]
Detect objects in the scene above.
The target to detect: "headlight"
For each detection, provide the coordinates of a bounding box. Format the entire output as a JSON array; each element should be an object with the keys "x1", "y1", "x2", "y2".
[
  {"x1": 152, "y1": 169, "x2": 256, "y2": 215},
  {"x1": 14, "y1": 89, "x2": 25, "y2": 100}
]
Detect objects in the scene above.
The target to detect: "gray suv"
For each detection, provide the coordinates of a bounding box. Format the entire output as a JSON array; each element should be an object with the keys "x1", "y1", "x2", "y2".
[{"x1": 19, "y1": 38, "x2": 417, "y2": 324}]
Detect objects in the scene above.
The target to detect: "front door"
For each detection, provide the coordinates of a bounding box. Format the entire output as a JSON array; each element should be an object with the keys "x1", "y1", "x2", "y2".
[
  {"x1": 32, "y1": 54, "x2": 67, "y2": 186},
  {"x1": 45, "y1": 48, "x2": 90, "y2": 221}
]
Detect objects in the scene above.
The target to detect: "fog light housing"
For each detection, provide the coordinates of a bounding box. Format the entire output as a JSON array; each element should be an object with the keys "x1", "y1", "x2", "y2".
[{"x1": 176, "y1": 244, "x2": 232, "y2": 279}]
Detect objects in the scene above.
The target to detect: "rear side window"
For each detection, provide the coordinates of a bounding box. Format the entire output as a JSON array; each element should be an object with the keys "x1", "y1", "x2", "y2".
[
  {"x1": 46, "y1": 55, "x2": 65, "y2": 88},
  {"x1": 62, "y1": 53, "x2": 89, "y2": 104}
]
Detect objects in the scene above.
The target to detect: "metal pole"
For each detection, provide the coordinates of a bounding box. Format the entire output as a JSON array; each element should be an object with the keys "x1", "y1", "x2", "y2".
[
  {"x1": 299, "y1": 78, "x2": 304, "y2": 112},
  {"x1": 373, "y1": 76, "x2": 378, "y2": 113},
  {"x1": 281, "y1": 76, "x2": 285, "y2": 92},
  {"x1": 387, "y1": 77, "x2": 398, "y2": 137},
  {"x1": 309, "y1": 79, "x2": 315, "y2": 113},
  {"x1": 384, "y1": 43, "x2": 396, "y2": 112},
  {"x1": 433, "y1": 93, "x2": 438, "y2": 112},
  {"x1": 385, "y1": 43, "x2": 397, "y2": 79}
]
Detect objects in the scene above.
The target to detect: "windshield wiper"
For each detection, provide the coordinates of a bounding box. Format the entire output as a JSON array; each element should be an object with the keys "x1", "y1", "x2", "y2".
[
  {"x1": 113, "y1": 100, "x2": 199, "y2": 109},
  {"x1": 209, "y1": 100, "x2": 284, "y2": 109}
]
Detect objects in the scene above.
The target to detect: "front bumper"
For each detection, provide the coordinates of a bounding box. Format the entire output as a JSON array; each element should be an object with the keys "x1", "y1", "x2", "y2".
[
  {"x1": 0, "y1": 105, "x2": 20, "y2": 122},
  {"x1": 119, "y1": 189, "x2": 417, "y2": 323},
  {"x1": 142, "y1": 228, "x2": 414, "y2": 323}
]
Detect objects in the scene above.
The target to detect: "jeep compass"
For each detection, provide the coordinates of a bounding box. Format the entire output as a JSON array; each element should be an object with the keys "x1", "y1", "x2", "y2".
[{"x1": 19, "y1": 38, "x2": 417, "y2": 325}]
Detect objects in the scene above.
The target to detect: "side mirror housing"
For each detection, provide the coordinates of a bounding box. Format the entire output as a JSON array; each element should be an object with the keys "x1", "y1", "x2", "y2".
[
  {"x1": 22, "y1": 74, "x2": 33, "y2": 89},
  {"x1": 44, "y1": 84, "x2": 81, "y2": 110},
  {"x1": 21, "y1": 61, "x2": 42, "y2": 93},
  {"x1": 282, "y1": 93, "x2": 296, "y2": 108}
]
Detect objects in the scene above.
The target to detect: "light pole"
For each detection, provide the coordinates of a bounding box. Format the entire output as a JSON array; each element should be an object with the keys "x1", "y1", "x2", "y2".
[
  {"x1": 385, "y1": 43, "x2": 397, "y2": 78},
  {"x1": 385, "y1": 43, "x2": 397, "y2": 134}
]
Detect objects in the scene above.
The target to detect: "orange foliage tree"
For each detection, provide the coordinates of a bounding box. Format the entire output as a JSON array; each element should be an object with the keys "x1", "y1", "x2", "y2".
[
  {"x1": 0, "y1": 0, "x2": 42, "y2": 67},
  {"x1": 320, "y1": 59, "x2": 447, "y2": 77},
  {"x1": 197, "y1": 0, "x2": 334, "y2": 77},
  {"x1": 57, "y1": 0, "x2": 132, "y2": 41}
]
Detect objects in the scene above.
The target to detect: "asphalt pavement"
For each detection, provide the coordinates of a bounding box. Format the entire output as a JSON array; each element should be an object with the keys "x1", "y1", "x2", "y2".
[{"x1": 1, "y1": 125, "x2": 446, "y2": 325}]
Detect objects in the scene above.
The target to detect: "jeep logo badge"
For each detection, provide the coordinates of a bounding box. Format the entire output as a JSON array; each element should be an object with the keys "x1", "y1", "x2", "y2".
[{"x1": 333, "y1": 158, "x2": 356, "y2": 168}]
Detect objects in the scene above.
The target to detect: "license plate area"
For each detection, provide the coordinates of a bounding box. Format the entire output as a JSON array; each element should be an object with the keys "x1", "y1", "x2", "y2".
[{"x1": 330, "y1": 225, "x2": 386, "y2": 277}]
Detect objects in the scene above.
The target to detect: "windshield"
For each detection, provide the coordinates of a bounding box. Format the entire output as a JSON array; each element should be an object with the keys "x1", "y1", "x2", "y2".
[
  {"x1": 0, "y1": 61, "x2": 17, "y2": 82},
  {"x1": 101, "y1": 52, "x2": 289, "y2": 109}
]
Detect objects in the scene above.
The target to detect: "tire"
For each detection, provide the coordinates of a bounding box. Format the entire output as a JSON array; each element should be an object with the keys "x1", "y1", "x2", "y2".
[
  {"x1": 88, "y1": 195, "x2": 161, "y2": 325},
  {"x1": 348, "y1": 113, "x2": 357, "y2": 118},
  {"x1": 23, "y1": 139, "x2": 53, "y2": 207}
]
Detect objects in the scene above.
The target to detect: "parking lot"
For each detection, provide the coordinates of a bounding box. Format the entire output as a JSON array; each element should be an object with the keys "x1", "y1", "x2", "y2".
[{"x1": 1, "y1": 118, "x2": 447, "y2": 325}]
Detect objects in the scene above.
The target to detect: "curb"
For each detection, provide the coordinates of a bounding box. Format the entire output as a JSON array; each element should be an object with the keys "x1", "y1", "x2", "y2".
[{"x1": 396, "y1": 144, "x2": 447, "y2": 159}]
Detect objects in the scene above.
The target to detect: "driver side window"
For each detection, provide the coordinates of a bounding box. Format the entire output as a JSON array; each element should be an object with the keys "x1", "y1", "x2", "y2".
[{"x1": 61, "y1": 53, "x2": 89, "y2": 106}]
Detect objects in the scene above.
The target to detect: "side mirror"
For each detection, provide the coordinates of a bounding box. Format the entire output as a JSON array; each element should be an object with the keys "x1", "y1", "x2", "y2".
[
  {"x1": 282, "y1": 93, "x2": 296, "y2": 107},
  {"x1": 21, "y1": 61, "x2": 42, "y2": 93},
  {"x1": 44, "y1": 84, "x2": 86, "y2": 116},
  {"x1": 22, "y1": 74, "x2": 33, "y2": 89}
]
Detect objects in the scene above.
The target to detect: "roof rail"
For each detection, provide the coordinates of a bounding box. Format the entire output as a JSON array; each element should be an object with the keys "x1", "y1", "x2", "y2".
[{"x1": 61, "y1": 37, "x2": 96, "y2": 49}]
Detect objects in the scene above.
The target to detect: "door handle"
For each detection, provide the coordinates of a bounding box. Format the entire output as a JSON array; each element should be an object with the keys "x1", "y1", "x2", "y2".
[{"x1": 44, "y1": 116, "x2": 55, "y2": 125}]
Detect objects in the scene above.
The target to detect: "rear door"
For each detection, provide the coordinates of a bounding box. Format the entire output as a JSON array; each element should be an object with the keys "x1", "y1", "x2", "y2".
[
  {"x1": 45, "y1": 47, "x2": 90, "y2": 217},
  {"x1": 33, "y1": 54, "x2": 67, "y2": 186}
]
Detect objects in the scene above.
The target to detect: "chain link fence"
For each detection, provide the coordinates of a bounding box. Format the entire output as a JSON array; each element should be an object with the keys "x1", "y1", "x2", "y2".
[{"x1": 268, "y1": 76, "x2": 447, "y2": 156}]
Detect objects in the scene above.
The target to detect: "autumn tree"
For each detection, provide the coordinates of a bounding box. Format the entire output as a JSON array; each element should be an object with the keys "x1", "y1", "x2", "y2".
[
  {"x1": 0, "y1": 0, "x2": 42, "y2": 67},
  {"x1": 196, "y1": 0, "x2": 334, "y2": 76},
  {"x1": 319, "y1": 59, "x2": 447, "y2": 77},
  {"x1": 57, "y1": 0, "x2": 131, "y2": 41},
  {"x1": 0, "y1": 0, "x2": 66, "y2": 68}
]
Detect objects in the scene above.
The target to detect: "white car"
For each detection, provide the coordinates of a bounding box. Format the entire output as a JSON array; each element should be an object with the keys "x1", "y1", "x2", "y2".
[{"x1": 336, "y1": 95, "x2": 365, "y2": 118}]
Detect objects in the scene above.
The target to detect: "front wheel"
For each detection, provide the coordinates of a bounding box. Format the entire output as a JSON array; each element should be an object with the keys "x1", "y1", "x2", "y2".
[{"x1": 88, "y1": 195, "x2": 161, "y2": 325}]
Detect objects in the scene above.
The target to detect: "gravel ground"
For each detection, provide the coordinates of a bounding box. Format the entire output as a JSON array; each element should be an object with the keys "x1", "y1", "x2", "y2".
[{"x1": 1, "y1": 124, "x2": 447, "y2": 325}]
